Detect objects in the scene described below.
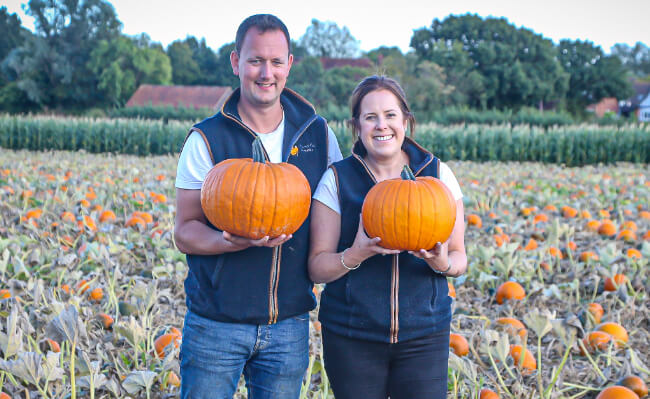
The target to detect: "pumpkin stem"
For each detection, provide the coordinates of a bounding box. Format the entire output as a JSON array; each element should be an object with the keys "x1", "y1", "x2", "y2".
[
  {"x1": 252, "y1": 136, "x2": 266, "y2": 163},
  {"x1": 401, "y1": 165, "x2": 416, "y2": 180}
]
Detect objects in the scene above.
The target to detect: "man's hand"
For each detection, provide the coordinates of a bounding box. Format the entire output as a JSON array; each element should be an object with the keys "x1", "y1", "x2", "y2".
[{"x1": 222, "y1": 231, "x2": 293, "y2": 250}]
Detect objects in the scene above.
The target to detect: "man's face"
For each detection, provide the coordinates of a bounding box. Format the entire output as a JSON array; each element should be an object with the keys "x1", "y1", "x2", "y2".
[{"x1": 230, "y1": 28, "x2": 293, "y2": 109}]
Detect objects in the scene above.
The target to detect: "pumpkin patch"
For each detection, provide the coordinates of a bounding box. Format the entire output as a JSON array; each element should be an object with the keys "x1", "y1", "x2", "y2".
[{"x1": 0, "y1": 147, "x2": 648, "y2": 398}]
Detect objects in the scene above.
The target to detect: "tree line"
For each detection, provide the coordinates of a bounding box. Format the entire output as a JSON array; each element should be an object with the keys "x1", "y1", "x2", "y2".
[{"x1": 1, "y1": 1, "x2": 649, "y2": 119}]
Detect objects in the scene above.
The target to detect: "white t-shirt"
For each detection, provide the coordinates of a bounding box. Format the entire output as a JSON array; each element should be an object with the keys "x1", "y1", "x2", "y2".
[
  {"x1": 313, "y1": 161, "x2": 463, "y2": 214},
  {"x1": 175, "y1": 114, "x2": 343, "y2": 189}
]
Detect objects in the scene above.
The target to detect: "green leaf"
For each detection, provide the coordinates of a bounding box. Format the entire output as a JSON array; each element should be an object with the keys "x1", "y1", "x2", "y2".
[{"x1": 122, "y1": 370, "x2": 157, "y2": 395}]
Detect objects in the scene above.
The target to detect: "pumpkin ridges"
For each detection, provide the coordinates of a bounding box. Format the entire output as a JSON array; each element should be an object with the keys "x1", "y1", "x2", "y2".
[
  {"x1": 226, "y1": 160, "x2": 248, "y2": 237},
  {"x1": 421, "y1": 177, "x2": 455, "y2": 249},
  {"x1": 362, "y1": 174, "x2": 455, "y2": 250},
  {"x1": 247, "y1": 162, "x2": 265, "y2": 237},
  {"x1": 266, "y1": 164, "x2": 280, "y2": 237},
  {"x1": 202, "y1": 155, "x2": 310, "y2": 239},
  {"x1": 421, "y1": 180, "x2": 439, "y2": 249},
  {"x1": 385, "y1": 181, "x2": 401, "y2": 249},
  {"x1": 414, "y1": 181, "x2": 425, "y2": 249},
  {"x1": 397, "y1": 180, "x2": 413, "y2": 250}
]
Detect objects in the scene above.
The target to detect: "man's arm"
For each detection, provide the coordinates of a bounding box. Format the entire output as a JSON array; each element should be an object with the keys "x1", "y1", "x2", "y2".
[
  {"x1": 173, "y1": 188, "x2": 293, "y2": 255},
  {"x1": 174, "y1": 188, "x2": 233, "y2": 255}
]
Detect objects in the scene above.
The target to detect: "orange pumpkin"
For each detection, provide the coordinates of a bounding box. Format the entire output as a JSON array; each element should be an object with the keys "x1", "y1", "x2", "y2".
[
  {"x1": 479, "y1": 388, "x2": 500, "y2": 399},
  {"x1": 447, "y1": 281, "x2": 456, "y2": 298},
  {"x1": 495, "y1": 317, "x2": 527, "y2": 338},
  {"x1": 626, "y1": 248, "x2": 642, "y2": 259},
  {"x1": 604, "y1": 274, "x2": 627, "y2": 292},
  {"x1": 467, "y1": 214, "x2": 482, "y2": 228},
  {"x1": 595, "y1": 386, "x2": 639, "y2": 399},
  {"x1": 509, "y1": 344, "x2": 536, "y2": 374},
  {"x1": 97, "y1": 313, "x2": 114, "y2": 329},
  {"x1": 596, "y1": 322, "x2": 628, "y2": 347},
  {"x1": 361, "y1": 165, "x2": 457, "y2": 251},
  {"x1": 581, "y1": 331, "x2": 611, "y2": 354},
  {"x1": 449, "y1": 333, "x2": 469, "y2": 356},
  {"x1": 46, "y1": 338, "x2": 61, "y2": 353},
  {"x1": 167, "y1": 371, "x2": 181, "y2": 387},
  {"x1": 587, "y1": 303, "x2": 604, "y2": 324},
  {"x1": 201, "y1": 137, "x2": 311, "y2": 239},
  {"x1": 618, "y1": 376, "x2": 648, "y2": 398},
  {"x1": 580, "y1": 251, "x2": 599, "y2": 262},
  {"x1": 495, "y1": 281, "x2": 526, "y2": 304},
  {"x1": 598, "y1": 220, "x2": 617, "y2": 237},
  {"x1": 154, "y1": 333, "x2": 181, "y2": 359}
]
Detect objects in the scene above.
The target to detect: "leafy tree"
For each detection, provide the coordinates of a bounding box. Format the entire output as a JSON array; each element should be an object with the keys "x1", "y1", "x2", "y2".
[
  {"x1": 213, "y1": 42, "x2": 239, "y2": 88},
  {"x1": 611, "y1": 42, "x2": 650, "y2": 79},
  {"x1": 299, "y1": 19, "x2": 360, "y2": 58},
  {"x1": 366, "y1": 46, "x2": 403, "y2": 65},
  {"x1": 411, "y1": 14, "x2": 568, "y2": 109},
  {"x1": 324, "y1": 65, "x2": 370, "y2": 106},
  {"x1": 183, "y1": 36, "x2": 219, "y2": 85},
  {"x1": 0, "y1": 7, "x2": 28, "y2": 66},
  {"x1": 6, "y1": 0, "x2": 122, "y2": 110},
  {"x1": 289, "y1": 56, "x2": 332, "y2": 107},
  {"x1": 167, "y1": 40, "x2": 201, "y2": 84},
  {"x1": 381, "y1": 53, "x2": 455, "y2": 114},
  {"x1": 557, "y1": 39, "x2": 633, "y2": 113},
  {"x1": 290, "y1": 39, "x2": 308, "y2": 58},
  {"x1": 0, "y1": 6, "x2": 41, "y2": 112},
  {"x1": 88, "y1": 35, "x2": 171, "y2": 106}
]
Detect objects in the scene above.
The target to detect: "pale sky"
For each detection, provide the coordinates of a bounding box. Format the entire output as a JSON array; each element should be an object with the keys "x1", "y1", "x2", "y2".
[{"x1": 4, "y1": 0, "x2": 649, "y2": 54}]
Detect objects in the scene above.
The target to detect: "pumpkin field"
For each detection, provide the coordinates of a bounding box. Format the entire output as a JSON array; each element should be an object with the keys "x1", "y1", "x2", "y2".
[{"x1": 0, "y1": 147, "x2": 649, "y2": 399}]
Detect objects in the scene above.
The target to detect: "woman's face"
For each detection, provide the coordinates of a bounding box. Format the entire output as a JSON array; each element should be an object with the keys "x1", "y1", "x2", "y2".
[{"x1": 358, "y1": 89, "x2": 408, "y2": 161}]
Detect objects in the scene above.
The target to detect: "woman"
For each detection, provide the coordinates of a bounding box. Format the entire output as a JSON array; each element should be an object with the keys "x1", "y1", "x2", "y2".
[{"x1": 308, "y1": 75, "x2": 467, "y2": 399}]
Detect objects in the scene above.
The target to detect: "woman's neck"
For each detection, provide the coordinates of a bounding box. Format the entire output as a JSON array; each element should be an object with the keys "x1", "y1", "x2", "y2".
[{"x1": 363, "y1": 151, "x2": 410, "y2": 182}]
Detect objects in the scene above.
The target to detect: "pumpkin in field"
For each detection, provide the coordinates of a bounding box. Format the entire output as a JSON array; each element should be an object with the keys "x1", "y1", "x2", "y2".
[
  {"x1": 361, "y1": 165, "x2": 457, "y2": 251},
  {"x1": 580, "y1": 331, "x2": 611, "y2": 354},
  {"x1": 509, "y1": 344, "x2": 536, "y2": 374},
  {"x1": 495, "y1": 281, "x2": 526, "y2": 304},
  {"x1": 479, "y1": 388, "x2": 500, "y2": 399},
  {"x1": 449, "y1": 333, "x2": 469, "y2": 356},
  {"x1": 604, "y1": 274, "x2": 627, "y2": 291},
  {"x1": 595, "y1": 386, "x2": 639, "y2": 399},
  {"x1": 495, "y1": 317, "x2": 527, "y2": 338},
  {"x1": 596, "y1": 322, "x2": 628, "y2": 347},
  {"x1": 201, "y1": 137, "x2": 311, "y2": 239},
  {"x1": 617, "y1": 376, "x2": 648, "y2": 398}
]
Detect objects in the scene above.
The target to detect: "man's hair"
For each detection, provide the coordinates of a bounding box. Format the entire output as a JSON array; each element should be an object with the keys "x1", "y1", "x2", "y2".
[{"x1": 235, "y1": 14, "x2": 291, "y2": 55}]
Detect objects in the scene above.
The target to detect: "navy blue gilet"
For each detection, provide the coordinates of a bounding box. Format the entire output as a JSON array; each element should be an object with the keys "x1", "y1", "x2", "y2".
[
  {"x1": 318, "y1": 138, "x2": 452, "y2": 343},
  {"x1": 182, "y1": 88, "x2": 330, "y2": 325}
]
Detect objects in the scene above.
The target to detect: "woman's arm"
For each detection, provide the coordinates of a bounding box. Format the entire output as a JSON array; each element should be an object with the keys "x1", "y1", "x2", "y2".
[{"x1": 308, "y1": 200, "x2": 400, "y2": 284}]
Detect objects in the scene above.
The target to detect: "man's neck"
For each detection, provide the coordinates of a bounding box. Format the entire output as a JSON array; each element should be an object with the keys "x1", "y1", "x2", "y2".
[{"x1": 237, "y1": 100, "x2": 284, "y2": 134}]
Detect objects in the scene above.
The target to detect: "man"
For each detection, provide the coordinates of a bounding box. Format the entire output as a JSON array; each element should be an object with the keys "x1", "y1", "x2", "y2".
[{"x1": 174, "y1": 14, "x2": 342, "y2": 399}]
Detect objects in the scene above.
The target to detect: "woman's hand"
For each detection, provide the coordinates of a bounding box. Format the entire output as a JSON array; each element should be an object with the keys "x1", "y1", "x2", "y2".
[
  {"x1": 344, "y1": 217, "x2": 401, "y2": 266},
  {"x1": 409, "y1": 242, "x2": 450, "y2": 274}
]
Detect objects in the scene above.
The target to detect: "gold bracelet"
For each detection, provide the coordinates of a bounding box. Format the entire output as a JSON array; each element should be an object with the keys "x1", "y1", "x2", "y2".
[{"x1": 341, "y1": 248, "x2": 361, "y2": 270}]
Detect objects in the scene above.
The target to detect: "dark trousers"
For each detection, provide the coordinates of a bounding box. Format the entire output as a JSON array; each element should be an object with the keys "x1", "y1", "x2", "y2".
[{"x1": 322, "y1": 327, "x2": 450, "y2": 399}]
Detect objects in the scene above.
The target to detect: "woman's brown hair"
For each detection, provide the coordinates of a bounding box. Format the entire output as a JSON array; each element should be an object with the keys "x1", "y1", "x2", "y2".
[{"x1": 347, "y1": 75, "x2": 416, "y2": 139}]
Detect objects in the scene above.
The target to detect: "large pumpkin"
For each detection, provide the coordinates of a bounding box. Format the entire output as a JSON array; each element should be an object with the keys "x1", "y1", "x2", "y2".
[
  {"x1": 361, "y1": 165, "x2": 457, "y2": 251},
  {"x1": 201, "y1": 137, "x2": 311, "y2": 239}
]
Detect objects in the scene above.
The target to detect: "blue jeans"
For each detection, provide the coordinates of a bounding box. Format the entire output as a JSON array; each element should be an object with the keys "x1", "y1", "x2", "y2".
[{"x1": 180, "y1": 309, "x2": 309, "y2": 399}]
